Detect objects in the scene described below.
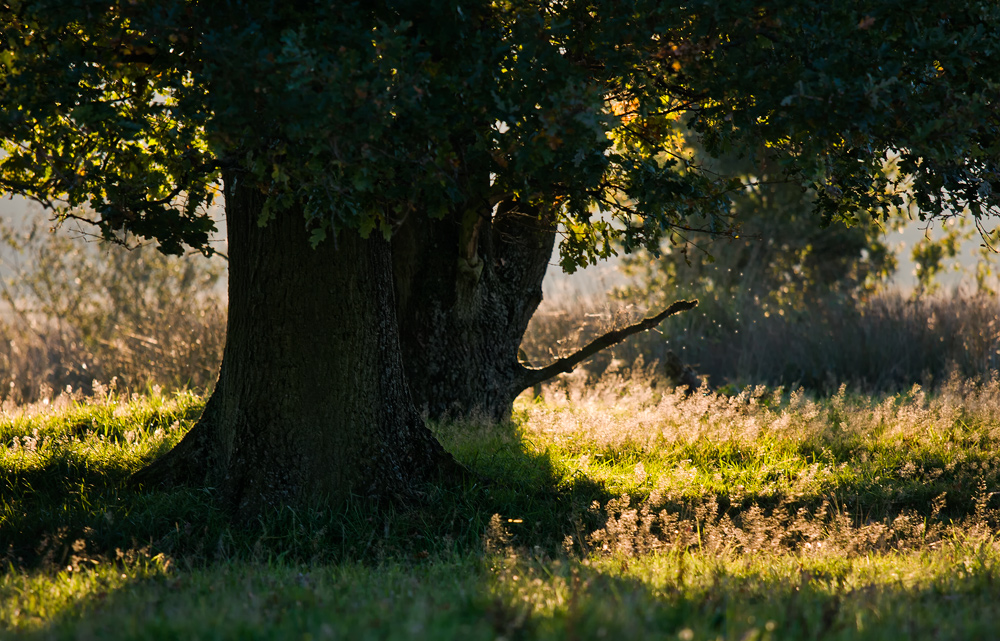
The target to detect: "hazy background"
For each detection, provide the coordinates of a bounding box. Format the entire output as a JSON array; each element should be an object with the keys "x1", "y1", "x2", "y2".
[
  {"x1": 4, "y1": 190, "x2": 1000, "y2": 403},
  {"x1": 2, "y1": 192, "x2": 991, "y2": 304}
]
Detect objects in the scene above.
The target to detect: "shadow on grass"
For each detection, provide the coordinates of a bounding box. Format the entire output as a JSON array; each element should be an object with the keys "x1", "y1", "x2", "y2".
[
  {"x1": 1, "y1": 457, "x2": 224, "y2": 570},
  {"x1": 0, "y1": 416, "x2": 617, "y2": 572},
  {"x1": 11, "y1": 541, "x2": 1000, "y2": 640}
]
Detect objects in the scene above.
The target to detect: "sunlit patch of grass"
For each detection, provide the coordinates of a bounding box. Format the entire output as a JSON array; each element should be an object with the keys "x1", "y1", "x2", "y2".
[
  {"x1": 1, "y1": 555, "x2": 172, "y2": 633},
  {"x1": 0, "y1": 385, "x2": 202, "y2": 470},
  {"x1": 2, "y1": 557, "x2": 496, "y2": 640},
  {"x1": 486, "y1": 530, "x2": 1000, "y2": 641},
  {"x1": 3, "y1": 375, "x2": 1000, "y2": 639},
  {"x1": 519, "y1": 374, "x2": 1000, "y2": 518},
  {"x1": 0, "y1": 388, "x2": 220, "y2": 570}
]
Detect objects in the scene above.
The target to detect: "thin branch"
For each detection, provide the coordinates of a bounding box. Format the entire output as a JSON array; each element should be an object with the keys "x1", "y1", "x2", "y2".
[{"x1": 516, "y1": 298, "x2": 698, "y2": 392}]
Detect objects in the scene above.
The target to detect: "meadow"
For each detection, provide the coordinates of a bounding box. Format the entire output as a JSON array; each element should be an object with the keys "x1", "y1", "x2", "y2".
[
  {"x1": 4, "y1": 217, "x2": 1000, "y2": 638},
  {"x1": 3, "y1": 372, "x2": 999, "y2": 640}
]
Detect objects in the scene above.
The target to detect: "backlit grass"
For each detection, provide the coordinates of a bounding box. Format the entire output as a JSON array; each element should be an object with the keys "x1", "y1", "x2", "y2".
[{"x1": 2, "y1": 374, "x2": 999, "y2": 639}]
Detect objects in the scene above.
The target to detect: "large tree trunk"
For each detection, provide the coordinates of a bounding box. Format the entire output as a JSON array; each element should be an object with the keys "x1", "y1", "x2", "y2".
[
  {"x1": 393, "y1": 199, "x2": 556, "y2": 423},
  {"x1": 135, "y1": 176, "x2": 456, "y2": 514}
]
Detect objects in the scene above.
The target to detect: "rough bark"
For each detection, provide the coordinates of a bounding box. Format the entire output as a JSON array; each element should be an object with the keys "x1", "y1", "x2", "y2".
[
  {"x1": 393, "y1": 199, "x2": 556, "y2": 422},
  {"x1": 134, "y1": 175, "x2": 457, "y2": 514},
  {"x1": 393, "y1": 199, "x2": 701, "y2": 423}
]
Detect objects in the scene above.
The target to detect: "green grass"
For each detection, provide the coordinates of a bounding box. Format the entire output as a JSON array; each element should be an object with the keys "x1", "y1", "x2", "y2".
[{"x1": 2, "y1": 376, "x2": 1000, "y2": 639}]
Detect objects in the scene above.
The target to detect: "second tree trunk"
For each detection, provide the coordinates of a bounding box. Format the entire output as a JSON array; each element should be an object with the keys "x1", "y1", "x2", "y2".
[{"x1": 393, "y1": 200, "x2": 556, "y2": 422}]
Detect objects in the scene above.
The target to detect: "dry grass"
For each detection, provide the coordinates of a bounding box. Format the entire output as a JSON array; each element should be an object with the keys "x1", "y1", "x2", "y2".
[
  {"x1": 0, "y1": 217, "x2": 226, "y2": 403},
  {"x1": 508, "y1": 371, "x2": 1000, "y2": 562},
  {"x1": 523, "y1": 288, "x2": 1000, "y2": 393}
]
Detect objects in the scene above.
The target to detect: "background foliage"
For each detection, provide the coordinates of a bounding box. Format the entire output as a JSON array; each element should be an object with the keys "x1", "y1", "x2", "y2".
[{"x1": 0, "y1": 214, "x2": 225, "y2": 404}]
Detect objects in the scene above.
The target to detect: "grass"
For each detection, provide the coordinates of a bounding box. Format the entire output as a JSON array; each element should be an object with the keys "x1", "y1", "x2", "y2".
[
  {"x1": 2, "y1": 374, "x2": 1000, "y2": 639},
  {"x1": 1, "y1": 215, "x2": 226, "y2": 405}
]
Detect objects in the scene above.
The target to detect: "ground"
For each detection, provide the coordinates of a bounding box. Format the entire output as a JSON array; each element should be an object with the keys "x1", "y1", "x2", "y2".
[{"x1": 2, "y1": 373, "x2": 1000, "y2": 639}]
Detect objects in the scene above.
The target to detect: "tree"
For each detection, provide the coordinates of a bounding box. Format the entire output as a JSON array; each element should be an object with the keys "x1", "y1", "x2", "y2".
[
  {"x1": 618, "y1": 148, "x2": 897, "y2": 334},
  {"x1": 612, "y1": 147, "x2": 899, "y2": 388},
  {"x1": 2, "y1": 0, "x2": 998, "y2": 514}
]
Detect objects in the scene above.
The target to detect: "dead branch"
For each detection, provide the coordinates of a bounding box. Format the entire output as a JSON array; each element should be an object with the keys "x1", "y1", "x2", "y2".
[{"x1": 516, "y1": 299, "x2": 698, "y2": 393}]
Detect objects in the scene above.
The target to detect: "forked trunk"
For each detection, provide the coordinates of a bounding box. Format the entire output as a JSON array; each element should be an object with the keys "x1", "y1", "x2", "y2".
[
  {"x1": 135, "y1": 177, "x2": 455, "y2": 515},
  {"x1": 392, "y1": 199, "x2": 700, "y2": 423},
  {"x1": 393, "y1": 200, "x2": 556, "y2": 422}
]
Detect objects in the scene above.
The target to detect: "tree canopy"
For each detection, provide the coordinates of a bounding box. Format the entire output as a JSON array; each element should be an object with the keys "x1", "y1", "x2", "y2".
[{"x1": 4, "y1": 0, "x2": 997, "y2": 264}]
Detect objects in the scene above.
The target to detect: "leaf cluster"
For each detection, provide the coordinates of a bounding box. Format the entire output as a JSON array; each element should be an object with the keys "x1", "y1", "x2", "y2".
[{"x1": 1, "y1": 0, "x2": 997, "y2": 265}]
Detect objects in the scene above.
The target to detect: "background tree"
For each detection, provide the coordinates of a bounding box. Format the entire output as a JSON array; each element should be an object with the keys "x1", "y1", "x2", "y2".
[
  {"x1": 612, "y1": 146, "x2": 899, "y2": 388},
  {"x1": 2, "y1": 0, "x2": 998, "y2": 514},
  {"x1": 617, "y1": 148, "x2": 896, "y2": 356}
]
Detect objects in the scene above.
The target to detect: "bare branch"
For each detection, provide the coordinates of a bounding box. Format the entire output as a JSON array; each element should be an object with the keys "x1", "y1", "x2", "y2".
[{"x1": 516, "y1": 298, "x2": 698, "y2": 393}]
